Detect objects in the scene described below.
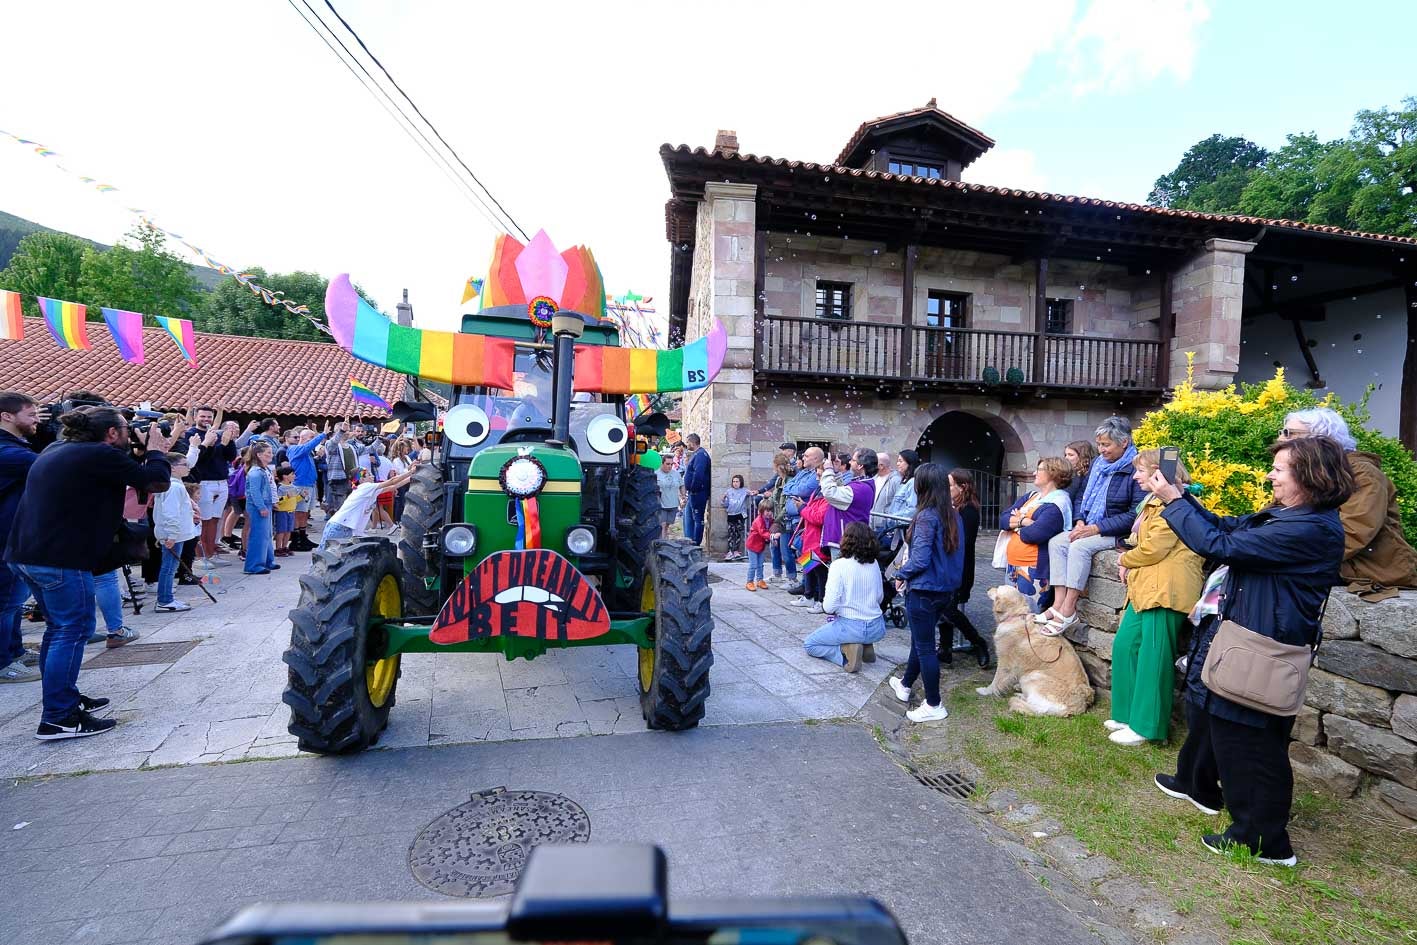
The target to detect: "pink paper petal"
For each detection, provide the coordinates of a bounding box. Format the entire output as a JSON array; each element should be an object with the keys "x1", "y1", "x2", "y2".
[{"x1": 514, "y1": 229, "x2": 568, "y2": 304}]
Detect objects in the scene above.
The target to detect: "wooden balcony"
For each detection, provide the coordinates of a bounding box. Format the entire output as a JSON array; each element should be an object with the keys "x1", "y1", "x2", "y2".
[{"x1": 755, "y1": 315, "x2": 1163, "y2": 396}]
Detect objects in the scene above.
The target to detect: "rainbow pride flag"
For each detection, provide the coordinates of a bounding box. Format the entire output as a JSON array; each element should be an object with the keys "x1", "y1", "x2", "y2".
[
  {"x1": 101, "y1": 308, "x2": 145, "y2": 364},
  {"x1": 572, "y1": 318, "x2": 725, "y2": 394},
  {"x1": 0, "y1": 289, "x2": 22, "y2": 341},
  {"x1": 627, "y1": 393, "x2": 652, "y2": 418},
  {"x1": 36, "y1": 296, "x2": 90, "y2": 350},
  {"x1": 350, "y1": 376, "x2": 391, "y2": 412},
  {"x1": 153, "y1": 314, "x2": 196, "y2": 366},
  {"x1": 797, "y1": 548, "x2": 824, "y2": 574}
]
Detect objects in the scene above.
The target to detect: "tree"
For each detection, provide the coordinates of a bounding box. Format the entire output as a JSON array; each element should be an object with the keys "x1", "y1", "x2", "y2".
[
  {"x1": 77, "y1": 222, "x2": 203, "y2": 318},
  {"x1": 1147, "y1": 134, "x2": 1269, "y2": 211},
  {"x1": 1235, "y1": 132, "x2": 1337, "y2": 222},
  {"x1": 0, "y1": 231, "x2": 89, "y2": 315},
  {"x1": 196, "y1": 268, "x2": 379, "y2": 343}
]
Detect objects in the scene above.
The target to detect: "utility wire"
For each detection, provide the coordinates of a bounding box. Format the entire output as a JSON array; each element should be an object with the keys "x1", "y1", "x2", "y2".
[
  {"x1": 283, "y1": 0, "x2": 518, "y2": 238},
  {"x1": 321, "y1": 0, "x2": 529, "y2": 241}
]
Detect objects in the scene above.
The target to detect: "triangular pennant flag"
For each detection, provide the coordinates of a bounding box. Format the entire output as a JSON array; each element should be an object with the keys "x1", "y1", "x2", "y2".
[
  {"x1": 36, "y1": 296, "x2": 90, "y2": 350},
  {"x1": 461, "y1": 276, "x2": 482, "y2": 305},
  {"x1": 153, "y1": 314, "x2": 197, "y2": 366},
  {"x1": 0, "y1": 289, "x2": 22, "y2": 341},
  {"x1": 101, "y1": 308, "x2": 146, "y2": 364}
]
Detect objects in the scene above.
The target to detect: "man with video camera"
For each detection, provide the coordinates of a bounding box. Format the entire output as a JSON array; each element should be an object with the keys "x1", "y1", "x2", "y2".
[{"x1": 4, "y1": 404, "x2": 175, "y2": 740}]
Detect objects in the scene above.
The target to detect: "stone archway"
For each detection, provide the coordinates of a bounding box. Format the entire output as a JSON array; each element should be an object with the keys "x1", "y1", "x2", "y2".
[{"x1": 916, "y1": 409, "x2": 1027, "y2": 475}]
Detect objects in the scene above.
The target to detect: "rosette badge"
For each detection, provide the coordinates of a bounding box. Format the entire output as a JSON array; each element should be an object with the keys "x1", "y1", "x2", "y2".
[{"x1": 500, "y1": 452, "x2": 548, "y2": 498}]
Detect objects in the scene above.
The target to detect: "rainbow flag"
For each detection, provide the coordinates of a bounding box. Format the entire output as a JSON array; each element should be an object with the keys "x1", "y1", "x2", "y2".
[
  {"x1": 0, "y1": 289, "x2": 22, "y2": 341},
  {"x1": 36, "y1": 296, "x2": 90, "y2": 350},
  {"x1": 153, "y1": 314, "x2": 196, "y2": 366},
  {"x1": 627, "y1": 393, "x2": 652, "y2": 418},
  {"x1": 101, "y1": 308, "x2": 145, "y2": 364},
  {"x1": 797, "y1": 548, "x2": 824, "y2": 574},
  {"x1": 572, "y1": 318, "x2": 726, "y2": 394},
  {"x1": 350, "y1": 376, "x2": 391, "y2": 412}
]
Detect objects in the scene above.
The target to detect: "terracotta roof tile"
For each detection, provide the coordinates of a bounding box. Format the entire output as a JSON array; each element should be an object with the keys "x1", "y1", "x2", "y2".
[
  {"x1": 659, "y1": 144, "x2": 1417, "y2": 248},
  {"x1": 834, "y1": 101, "x2": 995, "y2": 167},
  {"x1": 0, "y1": 319, "x2": 436, "y2": 416}
]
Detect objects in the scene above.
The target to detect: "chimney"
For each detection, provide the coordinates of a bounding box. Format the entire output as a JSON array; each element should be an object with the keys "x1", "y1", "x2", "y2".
[
  {"x1": 396, "y1": 288, "x2": 413, "y2": 327},
  {"x1": 713, "y1": 129, "x2": 739, "y2": 157}
]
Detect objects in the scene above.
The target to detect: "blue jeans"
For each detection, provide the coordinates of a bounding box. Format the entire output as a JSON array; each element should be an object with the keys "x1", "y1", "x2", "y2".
[
  {"x1": 684, "y1": 493, "x2": 708, "y2": 544},
  {"x1": 244, "y1": 508, "x2": 276, "y2": 573},
  {"x1": 804, "y1": 615, "x2": 886, "y2": 665},
  {"x1": 902, "y1": 589, "x2": 955, "y2": 707},
  {"x1": 317, "y1": 521, "x2": 355, "y2": 552},
  {"x1": 157, "y1": 542, "x2": 185, "y2": 605},
  {"x1": 1007, "y1": 565, "x2": 1044, "y2": 612},
  {"x1": 776, "y1": 531, "x2": 798, "y2": 581},
  {"x1": 746, "y1": 549, "x2": 765, "y2": 583},
  {"x1": 93, "y1": 569, "x2": 125, "y2": 634},
  {"x1": 14, "y1": 565, "x2": 95, "y2": 723},
  {"x1": 0, "y1": 563, "x2": 30, "y2": 665}
]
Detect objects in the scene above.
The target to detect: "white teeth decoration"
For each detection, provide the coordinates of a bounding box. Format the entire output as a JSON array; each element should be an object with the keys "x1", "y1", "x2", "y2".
[
  {"x1": 492, "y1": 586, "x2": 567, "y2": 607},
  {"x1": 495, "y1": 587, "x2": 522, "y2": 604},
  {"x1": 523, "y1": 586, "x2": 550, "y2": 603}
]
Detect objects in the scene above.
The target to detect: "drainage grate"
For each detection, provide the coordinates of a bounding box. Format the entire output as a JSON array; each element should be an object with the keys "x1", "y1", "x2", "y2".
[
  {"x1": 409, "y1": 787, "x2": 591, "y2": 898},
  {"x1": 84, "y1": 640, "x2": 199, "y2": 669},
  {"x1": 911, "y1": 768, "x2": 977, "y2": 800}
]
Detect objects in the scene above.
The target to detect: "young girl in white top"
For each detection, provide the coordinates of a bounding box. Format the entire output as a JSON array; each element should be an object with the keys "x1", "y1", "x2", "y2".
[{"x1": 802, "y1": 521, "x2": 886, "y2": 673}]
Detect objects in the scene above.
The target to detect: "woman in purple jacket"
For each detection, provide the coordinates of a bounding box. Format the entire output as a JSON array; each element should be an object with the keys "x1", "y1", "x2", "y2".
[{"x1": 818, "y1": 448, "x2": 879, "y2": 558}]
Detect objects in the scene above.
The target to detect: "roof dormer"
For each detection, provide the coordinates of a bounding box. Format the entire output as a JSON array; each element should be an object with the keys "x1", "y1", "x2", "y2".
[{"x1": 835, "y1": 98, "x2": 994, "y2": 180}]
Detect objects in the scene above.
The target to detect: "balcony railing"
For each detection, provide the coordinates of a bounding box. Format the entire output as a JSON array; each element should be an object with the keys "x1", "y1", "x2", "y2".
[{"x1": 756, "y1": 315, "x2": 1163, "y2": 392}]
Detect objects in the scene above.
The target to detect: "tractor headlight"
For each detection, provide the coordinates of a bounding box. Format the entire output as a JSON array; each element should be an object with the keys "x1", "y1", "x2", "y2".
[
  {"x1": 442, "y1": 524, "x2": 477, "y2": 557},
  {"x1": 566, "y1": 526, "x2": 596, "y2": 556}
]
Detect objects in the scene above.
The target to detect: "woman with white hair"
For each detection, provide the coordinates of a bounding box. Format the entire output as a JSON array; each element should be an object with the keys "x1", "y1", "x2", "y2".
[{"x1": 1280, "y1": 407, "x2": 1417, "y2": 597}]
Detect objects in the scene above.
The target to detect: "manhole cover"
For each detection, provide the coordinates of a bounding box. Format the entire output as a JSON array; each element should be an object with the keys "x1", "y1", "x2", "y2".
[
  {"x1": 409, "y1": 787, "x2": 591, "y2": 898},
  {"x1": 84, "y1": 640, "x2": 199, "y2": 669}
]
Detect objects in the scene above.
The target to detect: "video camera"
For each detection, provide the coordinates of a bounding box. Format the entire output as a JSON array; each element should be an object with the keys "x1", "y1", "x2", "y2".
[{"x1": 36, "y1": 394, "x2": 172, "y2": 449}]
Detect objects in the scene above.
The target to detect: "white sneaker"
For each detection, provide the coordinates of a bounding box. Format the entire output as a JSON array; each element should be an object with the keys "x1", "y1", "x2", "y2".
[
  {"x1": 1109, "y1": 726, "x2": 1148, "y2": 746},
  {"x1": 155, "y1": 600, "x2": 192, "y2": 612},
  {"x1": 791, "y1": 597, "x2": 813, "y2": 608},
  {"x1": 807, "y1": 603, "x2": 824, "y2": 614},
  {"x1": 889, "y1": 677, "x2": 912, "y2": 703},
  {"x1": 907, "y1": 702, "x2": 949, "y2": 723},
  {"x1": 0, "y1": 659, "x2": 40, "y2": 683},
  {"x1": 1103, "y1": 719, "x2": 1126, "y2": 732}
]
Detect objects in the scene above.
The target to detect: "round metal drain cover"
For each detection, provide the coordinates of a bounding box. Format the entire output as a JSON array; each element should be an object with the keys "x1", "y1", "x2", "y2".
[{"x1": 409, "y1": 787, "x2": 591, "y2": 898}]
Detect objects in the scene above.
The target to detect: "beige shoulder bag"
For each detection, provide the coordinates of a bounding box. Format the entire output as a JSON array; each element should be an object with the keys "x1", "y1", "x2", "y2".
[{"x1": 1200, "y1": 595, "x2": 1328, "y2": 717}]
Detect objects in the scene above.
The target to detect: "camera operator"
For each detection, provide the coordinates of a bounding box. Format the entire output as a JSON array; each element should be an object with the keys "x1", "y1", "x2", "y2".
[
  {"x1": 182, "y1": 405, "x2": 237, "y2": 563},
  {"x1": 4, "y1": 405, "x2": 175, "y2": 740}
]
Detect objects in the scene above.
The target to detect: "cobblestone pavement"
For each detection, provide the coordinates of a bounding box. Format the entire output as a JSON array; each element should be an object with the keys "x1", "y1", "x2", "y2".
[
  {"x1": 0, "y1": 722, "x2": 1118, "y2": 945},
  {"x1": 1, "y1": 528, "x2": 996, "y2": 778}
]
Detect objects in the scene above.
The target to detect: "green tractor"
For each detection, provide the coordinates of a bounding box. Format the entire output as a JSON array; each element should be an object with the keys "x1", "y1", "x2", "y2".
[{"x1": 283, "y1": 234, "x2": 723, "y2": 754}]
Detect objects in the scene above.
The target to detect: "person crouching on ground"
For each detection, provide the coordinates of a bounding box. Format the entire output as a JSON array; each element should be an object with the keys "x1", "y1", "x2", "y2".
[
  {"x1": 804, "y1": 521, "x2": 886, "y2": 673},
  {"x1": 888, "y1": 463, "x2": 965, "y2": 723},
  {"x1": 242, "y1": 443, "x2": 278, "y2": 574},
  {"x1": 1106, "y1": 450, "x2": 1204, "y2": 746},
  {"x1": 318, "y1": 461, "x2": 421, "y2": 551},
  {"x1": 5, "y1": 406, "x2": 174, "y2": 740},
  {"x1": 153, "y1": 452, "x2": 201, "y2": 613},
  {"x1": 744, "y1": 499, "x2": 773, "y2": 590}
]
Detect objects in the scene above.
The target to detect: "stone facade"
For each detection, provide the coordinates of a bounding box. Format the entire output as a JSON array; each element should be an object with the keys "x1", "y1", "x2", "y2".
[
  {"x1": 1169, "y1": 238, "x2": 1254, "y2": 389},
  {"x1": 1068, "y1": 549, "x2": 1417, "y2": 823}
]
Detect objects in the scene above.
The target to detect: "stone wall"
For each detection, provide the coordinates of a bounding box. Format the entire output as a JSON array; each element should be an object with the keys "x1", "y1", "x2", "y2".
[{"x1": 1068, "y1": 548, "x2": 1417, "y2": 823}]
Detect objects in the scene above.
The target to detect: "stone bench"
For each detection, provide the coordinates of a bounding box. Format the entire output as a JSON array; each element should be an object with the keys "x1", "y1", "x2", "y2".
[{"x1": 1070, "y1": 549, "x2": 1417, "y2": 824}]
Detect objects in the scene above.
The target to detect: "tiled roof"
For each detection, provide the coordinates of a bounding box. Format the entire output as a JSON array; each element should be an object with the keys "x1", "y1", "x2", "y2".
[
  {"x1": 0, "y1": 318, "x2": 426, "y2": 416},
  {"x1": 660, "y1": 144, "x2": 1417, "y2": 247},
  {"x1": 834, "y1": 100, "x2": 995, "y2": 167}
]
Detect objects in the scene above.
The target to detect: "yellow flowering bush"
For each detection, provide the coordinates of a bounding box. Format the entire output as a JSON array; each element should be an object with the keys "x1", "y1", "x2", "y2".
[{"x1": 1136, "y1": 353, "x2": 1417, "y2": 540}]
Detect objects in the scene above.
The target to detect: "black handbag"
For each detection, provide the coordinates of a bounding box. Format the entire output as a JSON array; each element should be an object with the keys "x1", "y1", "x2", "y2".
[{"x1": 93, "y1": 520, "x2": 152, "y2": 574}]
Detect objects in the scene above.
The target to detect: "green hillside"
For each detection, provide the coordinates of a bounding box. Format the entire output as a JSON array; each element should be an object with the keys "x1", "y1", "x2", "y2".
[{"x1": 0, "y1": 210, "x2": 223, "y2": 290}]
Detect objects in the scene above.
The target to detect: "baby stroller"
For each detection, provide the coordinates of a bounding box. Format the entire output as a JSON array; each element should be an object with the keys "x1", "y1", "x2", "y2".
[{"x1": 876, "y1": 516, "x2": 909, "y2": 628}]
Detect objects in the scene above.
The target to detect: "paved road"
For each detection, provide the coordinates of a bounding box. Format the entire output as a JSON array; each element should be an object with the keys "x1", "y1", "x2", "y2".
[{"x1": 1, "y1": 721, "x2": 1112, "y2": 945}]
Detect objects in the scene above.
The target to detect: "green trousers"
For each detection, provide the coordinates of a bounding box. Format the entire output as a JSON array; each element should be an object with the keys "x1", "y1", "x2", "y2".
[{"x1": 1111, "y1": 604, "x2": 1183, "y2": 741}]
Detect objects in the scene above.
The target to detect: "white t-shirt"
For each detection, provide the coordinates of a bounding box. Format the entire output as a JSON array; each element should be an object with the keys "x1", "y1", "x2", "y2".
[
  {"x1": 822, "y1": 556, "x2": 884, "y2": 622},
  {"x1": 329, "y1": 482, "x2": 384, "y2": 535}
]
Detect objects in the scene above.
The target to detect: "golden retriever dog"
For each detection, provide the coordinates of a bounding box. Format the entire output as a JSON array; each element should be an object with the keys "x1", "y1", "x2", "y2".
[{"x1": 976, "y1": 585, "x2": 1094, "y2": 717}]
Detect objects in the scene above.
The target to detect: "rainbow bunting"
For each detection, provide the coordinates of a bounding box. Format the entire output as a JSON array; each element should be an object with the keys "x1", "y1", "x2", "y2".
[
  {"x1": 153, "y1": 314, "x2": 197, "y2": 366},
  {"x1": 350, "y1": 377, "x2": 391, "y2": 412},
  {"x1": 100, "y1": 308, "x2": 146, "y2": 364},
  {"x1": 572, "y1": 318, "x2": 726, "y2": 394},
  {"x1": 327, "y1": 274, "x2": 517, "y2": 388},
  {"x1": 0, "y1": 289, "x2": 22, "y2": 341},
  {"x1": 36, "y1": 297, "x2": 90, "y2": 350}
]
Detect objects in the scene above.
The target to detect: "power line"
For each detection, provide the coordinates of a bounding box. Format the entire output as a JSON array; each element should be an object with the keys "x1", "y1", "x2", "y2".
[
  {"x1": 283, "y1": 0, "x2": 519, "y2": 238},
  {"x1": 321, "y1": 0, "x2": 529, "y2": 241}
]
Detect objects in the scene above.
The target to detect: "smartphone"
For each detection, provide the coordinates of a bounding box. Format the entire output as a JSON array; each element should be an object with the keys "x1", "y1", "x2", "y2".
[{"x1": 1159, "y1": 446, "x2": 1180, "y2": 484}]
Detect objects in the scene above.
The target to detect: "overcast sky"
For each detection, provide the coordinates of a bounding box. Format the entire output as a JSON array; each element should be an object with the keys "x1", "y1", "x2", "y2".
[{"x1": 1, "y1": 1, "x2": 1410, "y2": 335}]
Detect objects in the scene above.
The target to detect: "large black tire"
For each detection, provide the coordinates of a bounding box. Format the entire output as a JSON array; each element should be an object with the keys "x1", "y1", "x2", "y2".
[
  {"x1": 397, "y1": 463, "x2": 446, "y2": 617},
  {"x1": 604, "y1": 463, "x2": 660, "y2": 612},
  {"x1": 638, "y1": 539, "x2": 713, "y2": 730},
  {"x1": 283, "y1": 538, "x2": 404, "y2": 754}
]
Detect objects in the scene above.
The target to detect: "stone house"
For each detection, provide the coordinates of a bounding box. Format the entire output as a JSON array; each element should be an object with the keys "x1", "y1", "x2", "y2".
[{"x1": 660, "y1": 101, "x2": 1417, "y2": 546}]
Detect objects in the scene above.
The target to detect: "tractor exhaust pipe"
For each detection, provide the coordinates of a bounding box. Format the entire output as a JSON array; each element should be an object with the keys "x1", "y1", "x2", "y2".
[{"x1": 550, "y1": 311, "x2": 585, "y2": 446}]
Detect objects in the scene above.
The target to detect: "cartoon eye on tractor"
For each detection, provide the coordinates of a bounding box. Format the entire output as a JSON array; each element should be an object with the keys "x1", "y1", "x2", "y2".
[{"x1": 282, "y1": 232, "x2": 725, "y2": 754}]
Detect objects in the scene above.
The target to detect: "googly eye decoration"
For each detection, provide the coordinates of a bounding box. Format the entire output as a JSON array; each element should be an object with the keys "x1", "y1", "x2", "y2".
[
  {"x1": 444, "y1": 403, "x2": 491, "y2": 447},
  {"x1": 585, "y1": 413, "x2": 629, "y2": 455}
]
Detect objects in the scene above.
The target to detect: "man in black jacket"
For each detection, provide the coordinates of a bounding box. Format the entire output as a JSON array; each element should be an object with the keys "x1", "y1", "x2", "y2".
[
  {"x1": 182, "y1": 405, "x2": 237, "y2": 564},
  {"x1": 0, "y1": 392, "x2": 40, "y2": 683},
  {"x1": 5, "y1": 406, "x2": 174, "y2": 740}
]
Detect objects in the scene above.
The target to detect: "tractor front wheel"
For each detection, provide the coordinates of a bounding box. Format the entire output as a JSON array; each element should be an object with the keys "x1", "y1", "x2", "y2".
[
  {"x1": 283, "y1": 538, "x2": 404, "y2": 754},
  {"x1": 638, "y1": 539, "x2": 713, "y2": 730},
  {"x1": 397, "y1": 463, "x2": 446, "y2": 617}
]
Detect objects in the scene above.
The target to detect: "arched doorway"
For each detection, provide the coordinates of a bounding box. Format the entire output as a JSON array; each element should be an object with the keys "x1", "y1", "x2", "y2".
[{"x1": 917, "y1": 411, "x2": 1005, "y2": 476}]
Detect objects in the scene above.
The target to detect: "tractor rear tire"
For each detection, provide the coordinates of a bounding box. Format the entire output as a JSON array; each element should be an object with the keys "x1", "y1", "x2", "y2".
[
  {"x1": 604, "y1": 463, "x2": 660, "y2": 612},
  {"x1": 397, "y1": 463, "x2": 446, "y2": 617},
  {"x1": 639, "y1": 539, "x2": 713, "y2": 730},
  {"x1": 283, "y1": 538, "x2": 404, "y2": 754}
]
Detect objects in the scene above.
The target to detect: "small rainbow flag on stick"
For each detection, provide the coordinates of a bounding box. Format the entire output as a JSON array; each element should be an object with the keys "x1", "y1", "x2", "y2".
[
  {"x1": 0, "y1": 289, "x2": 22, "y2": 341},
  {"x1": 153, "y1": 314, "x2": 197, "y2": 366},
  {"x1": 101, "y1": 308, "x2": 145, "y2": 364},
  {"x1": 797, "y1": 548, "x2": 825, "y2": 574},
  {"x1": 36, "y1": 296, "x2": 90, "y2": 350},
  {"x1": 350, "y1": 376, "x2": 391, "y2": 412}
]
